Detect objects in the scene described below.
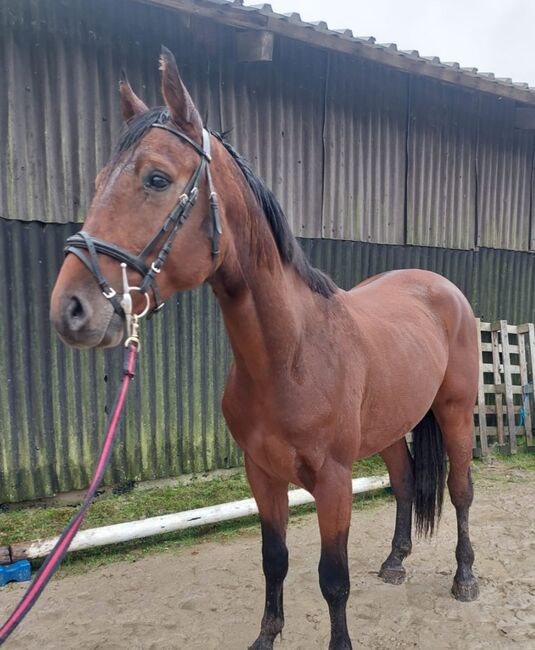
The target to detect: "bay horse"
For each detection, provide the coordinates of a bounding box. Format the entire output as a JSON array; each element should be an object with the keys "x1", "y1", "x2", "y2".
[{"x1": 50, "y1": 47, "x2": 479, "y2": 649}]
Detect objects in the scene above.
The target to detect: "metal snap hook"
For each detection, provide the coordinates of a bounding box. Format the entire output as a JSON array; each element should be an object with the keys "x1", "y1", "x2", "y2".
[{"x1": 120, "y1": 263, "x2": 151, "y2": 349}]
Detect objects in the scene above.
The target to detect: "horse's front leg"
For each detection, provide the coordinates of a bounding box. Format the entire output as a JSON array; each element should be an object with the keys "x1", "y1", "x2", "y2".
[
  {"x1": 314, "y1": 462, "x2": 353, "y2": 650},
  {"x1": 245, "y1": 456, "x2": 289, "y2": 650}
]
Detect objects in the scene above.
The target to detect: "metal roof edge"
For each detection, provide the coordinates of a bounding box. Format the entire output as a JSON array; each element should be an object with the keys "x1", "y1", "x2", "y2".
[{"x1": 139, "y1": 0, "x2": 535, "y2": 106}]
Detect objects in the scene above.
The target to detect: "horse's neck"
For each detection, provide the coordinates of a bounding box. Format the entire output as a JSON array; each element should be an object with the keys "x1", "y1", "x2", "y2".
[{"x1": 210, "y1": 213, "x2": 315, "y2": 385}]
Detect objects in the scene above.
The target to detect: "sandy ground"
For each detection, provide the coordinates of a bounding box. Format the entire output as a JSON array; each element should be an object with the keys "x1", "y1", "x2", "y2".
[{"x1": 0, "y1": 473, "x2": 534, "y2": 650}]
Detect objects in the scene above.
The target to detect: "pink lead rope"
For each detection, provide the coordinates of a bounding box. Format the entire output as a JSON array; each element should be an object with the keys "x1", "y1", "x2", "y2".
[{"x1": 0, "y1": 343, "x2": 139, "y2": 646}]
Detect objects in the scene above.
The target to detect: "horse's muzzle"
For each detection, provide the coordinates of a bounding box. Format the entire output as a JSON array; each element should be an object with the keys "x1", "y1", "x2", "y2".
[{"x1": 50, "y1": 287, "x2": 124, "y2": 349}]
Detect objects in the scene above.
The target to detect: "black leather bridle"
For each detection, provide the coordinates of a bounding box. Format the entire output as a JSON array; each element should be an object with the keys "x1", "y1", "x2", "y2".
[{"x1": 64, "y1": 120, "x2": 222, "y2": 318}]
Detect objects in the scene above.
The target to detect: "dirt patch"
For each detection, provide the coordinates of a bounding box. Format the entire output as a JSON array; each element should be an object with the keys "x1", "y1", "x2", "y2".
[{"x1": 1, "y1": 475, "x2": 534, "y2": 649}]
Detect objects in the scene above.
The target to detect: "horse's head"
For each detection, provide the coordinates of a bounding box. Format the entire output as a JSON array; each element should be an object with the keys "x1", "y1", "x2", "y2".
[{"x1": 51, "y1": 47, "x2": 222, "y2": 348}]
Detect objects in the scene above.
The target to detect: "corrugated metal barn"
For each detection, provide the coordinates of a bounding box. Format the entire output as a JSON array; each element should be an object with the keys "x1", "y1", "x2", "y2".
[{"x1": 2, "y1": 0, "x2": 535, "y2": 501}]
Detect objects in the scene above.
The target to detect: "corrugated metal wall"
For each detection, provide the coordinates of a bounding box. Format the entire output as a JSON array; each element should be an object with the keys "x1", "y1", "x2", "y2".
[
  {"x1": 0, "y1": 0, "x2": 326, "y2": 237},
  {"x1": 2, "y1": 0, "x2": 535, "y2": 501},
  {"x1": 0, "y1": 0, "x2": 224, "y2": 223},
  {"x1": 406, "y1": 77, "x2": 478, "y2": 249},
  {"x1": 220, "y1": 35, "x2": 326, "y2": 238},
  {"x1": 322, "y1": 54, "x2": 407, "y2": 243},
  {"x1": 2, "y1": 0, "x2": 534, "y2": 250},
  {"x1": 3, "y1": 217, "x2": 535, "y2": 501},
  {"x1": 0, "y1": 218, "x2": 239, "y2": 503},
  {"x1": 476, "y1": 95, "x2": 534, "y2": 251}
]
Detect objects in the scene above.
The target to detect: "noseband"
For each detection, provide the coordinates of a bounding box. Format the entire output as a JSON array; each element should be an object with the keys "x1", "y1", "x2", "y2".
[{"x1": 64, "y1": 122, "x2": 222, "y2": 319}]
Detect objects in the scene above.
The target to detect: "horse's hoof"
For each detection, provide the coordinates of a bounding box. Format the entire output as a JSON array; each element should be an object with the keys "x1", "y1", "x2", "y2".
[
  {"x1": 451, "y1": 578, "x2": 479, "y2": 602},
  {"x1": 379, "y1": 564, "x2": 406, "y2": 585},
  {"x1": 328, "y1": 639, "x2": 353, "y2": 650},
  {"x1": 248, "y1": 636, "x2": 274, "y2": 650}
]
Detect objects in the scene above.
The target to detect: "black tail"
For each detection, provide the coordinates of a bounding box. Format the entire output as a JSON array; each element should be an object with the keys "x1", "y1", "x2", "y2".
[{"x1": 412, "y1": 410, "x2": 447, "y2": 537}]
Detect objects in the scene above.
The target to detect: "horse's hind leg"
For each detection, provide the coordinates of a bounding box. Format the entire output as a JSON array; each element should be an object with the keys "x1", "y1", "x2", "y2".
[
  {"x1": 433, "y1": 404, "x2": 479, "y2": 602},
  {"x1": 245, "y1": 456, "x2": 289, "y2": 650},
  {"x1": 378, "y1": 438, "x2": 414, "y2": 584}
]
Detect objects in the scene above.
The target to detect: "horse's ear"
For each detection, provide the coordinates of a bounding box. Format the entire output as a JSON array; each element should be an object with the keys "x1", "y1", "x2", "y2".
[
  {"x1": 119, "y1": 72, "x2": 148, "y2": 122},
  {"x1": 159, "y1": 45, "x2": 202, "y2": 138}
]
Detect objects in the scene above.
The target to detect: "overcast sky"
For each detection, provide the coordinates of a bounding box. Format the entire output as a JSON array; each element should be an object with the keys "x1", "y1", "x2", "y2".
[{"x1": 244, "y1": 0, "x2": 535, "y2": 86}]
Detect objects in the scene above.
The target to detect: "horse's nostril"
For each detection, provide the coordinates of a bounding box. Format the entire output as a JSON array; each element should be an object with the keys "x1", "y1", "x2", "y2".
[
  {"x1": 70, "y1": 297, "x2": 84, "y2": 319},
  {"x1": 66, "y1": 296, "x2": 88, "y2": 331}
]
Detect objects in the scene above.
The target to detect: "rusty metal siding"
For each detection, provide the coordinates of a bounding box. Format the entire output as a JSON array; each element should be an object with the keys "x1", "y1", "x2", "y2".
[
  {"x1": 322, "y1": 54, "x2": 408, "y2": 244},
  {"x1": 219, "y1": 34, "x2": 326, "y2": 238},
  {"x1": 406, "y1": 77, "x2": 478, "y2": 250},
  {"x1": 477, "y1": 95, "x2": 534, "y2": 251}
]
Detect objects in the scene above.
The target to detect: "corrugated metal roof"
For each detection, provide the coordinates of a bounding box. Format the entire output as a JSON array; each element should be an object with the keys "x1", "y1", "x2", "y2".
[{"x1": 143, "y1": 0, "x2": 535, "y2": 105}]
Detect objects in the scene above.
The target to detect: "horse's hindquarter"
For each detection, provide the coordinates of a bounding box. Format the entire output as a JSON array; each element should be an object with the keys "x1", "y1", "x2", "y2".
[{"x1": 343, "y1": 269, "x2": 478, "y2": 458}]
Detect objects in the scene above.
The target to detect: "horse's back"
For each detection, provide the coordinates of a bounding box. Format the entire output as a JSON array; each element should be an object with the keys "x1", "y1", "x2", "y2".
[
  {"x1": 352, "y1": 268, "x2": 464, "y2": 298},
  {"x1": 347, "y1": 268, "x2": 478, "y2": 360},
  {"x1": 348, "y1": 268, "x2": 475, "y2": 334}
]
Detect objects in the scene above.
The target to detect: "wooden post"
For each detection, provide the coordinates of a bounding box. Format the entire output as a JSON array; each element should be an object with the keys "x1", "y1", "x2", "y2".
[
  {"x1": 490, "y1": 322, "x2": 505, "y2": 446},
  {"x1": 0, "y1": 546, "x2": 11, "y2": 565},
  {"x1": 517, "y1": 324, "x2": 533, "y2": 448},
  {"x1": 498, "y1": 320, "x2": 517, "y2": 453},
  {"x1": 525, "y1": 323, "x2": 535, "y2": 448},
  {"x1": 475, "y1": 319, "x2": 488, "y2": 454}
]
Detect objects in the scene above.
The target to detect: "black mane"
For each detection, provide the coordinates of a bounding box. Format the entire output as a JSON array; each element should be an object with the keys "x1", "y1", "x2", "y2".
[
  {"x1": 212, "y1": 132, "x2": 336, "y2": 298},
  {"x1": 111, "y1": 110, "x2": 336, "y2": 298},
  {"x1": 112, "y1": 106, "x2": 169, "y2": 161}
]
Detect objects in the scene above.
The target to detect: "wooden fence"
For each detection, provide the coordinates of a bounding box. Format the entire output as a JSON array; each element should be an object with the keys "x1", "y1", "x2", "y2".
[{"x1": 474, "y1": 320, "x2": 535, "y2": 456}]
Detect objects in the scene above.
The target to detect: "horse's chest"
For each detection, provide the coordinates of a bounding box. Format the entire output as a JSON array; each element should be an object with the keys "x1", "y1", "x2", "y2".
[{"x1": 223, "y1": 383, "x2": 343, "y2": 487}]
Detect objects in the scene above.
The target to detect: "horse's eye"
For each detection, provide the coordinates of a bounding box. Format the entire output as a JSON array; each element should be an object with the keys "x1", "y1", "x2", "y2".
[{"x1": 145, "y1": 173, "x2": 170, "y2": 191}]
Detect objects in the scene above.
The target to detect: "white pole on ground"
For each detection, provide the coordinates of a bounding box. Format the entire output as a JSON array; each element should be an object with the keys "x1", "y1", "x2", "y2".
[{"x1": 10, "y1": 475, "x2": 390, "y2": 561}]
